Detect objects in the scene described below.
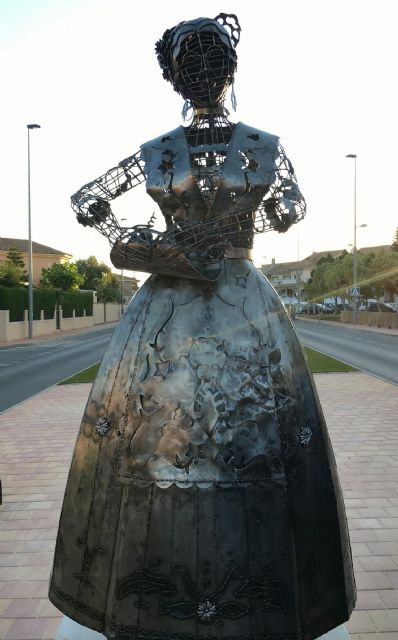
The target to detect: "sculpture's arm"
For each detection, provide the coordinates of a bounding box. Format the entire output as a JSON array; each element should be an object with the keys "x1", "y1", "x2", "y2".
[
  {"x1": 70, "y1": 150, "x2": 146, "y2": 242},
  {"x1": 261, "y1": 144, "x2": 306, "y2": 233}
]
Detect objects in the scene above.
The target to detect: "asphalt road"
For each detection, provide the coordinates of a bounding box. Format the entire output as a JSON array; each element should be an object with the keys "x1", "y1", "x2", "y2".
[
  {"x1": 1, "y1": 320, "x2": 397, "y2": 412},
  {"x1": 0, "y1": 326, "x2": 115, "y2": 412},
  {"x1": 295, "y1": 319, "x2": 398, "y2": 385}
]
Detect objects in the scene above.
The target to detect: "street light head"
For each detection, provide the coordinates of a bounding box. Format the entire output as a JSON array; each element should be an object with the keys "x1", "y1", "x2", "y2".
[
  {"x1": 27, "y1": 124, "x2": 41, "y2": 129},
  {"x1": 346, "y1": 154, "x2": 357, "y2": 158}
]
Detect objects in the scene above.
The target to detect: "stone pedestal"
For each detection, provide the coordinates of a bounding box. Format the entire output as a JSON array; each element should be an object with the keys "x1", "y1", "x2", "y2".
[{"x1": 54, "y1": 616, "x2": 351, "y2": 640}]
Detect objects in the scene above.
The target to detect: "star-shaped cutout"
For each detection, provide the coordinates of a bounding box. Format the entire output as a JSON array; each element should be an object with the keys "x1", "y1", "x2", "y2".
[{"x1": 154, "y1": 360, "x2": 171, "y2": 380}]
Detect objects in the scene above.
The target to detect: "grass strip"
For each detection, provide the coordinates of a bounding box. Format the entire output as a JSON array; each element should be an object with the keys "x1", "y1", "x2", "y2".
[
  {"x1": 304, "y1": 347, "x2": 357, "y2": 373},
  {"x1": 59, "y1": 348, "x2": 357, "y2": 384},
  {"x1": 59, "y1": 362, "x2": 101, "y2": 384}
]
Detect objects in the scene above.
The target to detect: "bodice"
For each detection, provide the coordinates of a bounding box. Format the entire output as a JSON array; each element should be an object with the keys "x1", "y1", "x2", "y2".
[
  {"x1": 140, "y1": 122, "x2": 279, "y2": 238},
  {"x1": 110, "y1": 123, "x2": 301, "y2": 281}
]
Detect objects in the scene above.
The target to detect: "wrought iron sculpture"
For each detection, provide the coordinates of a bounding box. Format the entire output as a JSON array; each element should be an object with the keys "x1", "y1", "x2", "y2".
[{"x1": 49, "y1": 14, "x2": 356, "y2": 640}]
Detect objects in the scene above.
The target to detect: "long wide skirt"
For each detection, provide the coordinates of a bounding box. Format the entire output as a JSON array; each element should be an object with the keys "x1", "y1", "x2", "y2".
[{"x1": 49, "y1": 259, "x2": 356, "y2": 639}]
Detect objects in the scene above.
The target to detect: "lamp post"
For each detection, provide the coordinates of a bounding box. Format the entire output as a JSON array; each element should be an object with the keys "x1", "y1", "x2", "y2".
[
  {"x1": 346, "y1": 153, "x2": 359, "y2": 323},
  {"x1": 27, "y1": 124, "x2": 41, "y2": 339},
  {"x1": 120, "y1": 218, "x2": 127, "y2": 314},
  {"x1": 296, "y1": 227, "x2": 301, "y2": 313}
]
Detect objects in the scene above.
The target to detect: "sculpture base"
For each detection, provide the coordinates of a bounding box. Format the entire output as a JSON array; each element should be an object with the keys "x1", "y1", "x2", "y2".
[{"x1": 54, "y1": 616, "x2": 351, "y2": 640}]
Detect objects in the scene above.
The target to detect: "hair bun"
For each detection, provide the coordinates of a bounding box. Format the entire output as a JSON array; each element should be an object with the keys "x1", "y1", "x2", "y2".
[{"x1": 214, "y1": 13, "x2": 241, "y2": 48}]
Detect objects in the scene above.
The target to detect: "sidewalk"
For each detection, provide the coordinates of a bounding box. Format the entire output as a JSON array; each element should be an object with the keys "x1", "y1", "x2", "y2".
[
  {"x1": 297, "y1": 316, "x2": 398, "y2": 336},
  {"x1": 1, "y1": 373, "x2": 398, "y2": 639},
  {"x1": 0, "y1": 322, "x2": 119, "y2": 348}
]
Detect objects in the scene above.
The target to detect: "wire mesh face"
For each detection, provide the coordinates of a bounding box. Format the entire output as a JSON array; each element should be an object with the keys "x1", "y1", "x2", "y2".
[{"x1": 175, "y1": 32, "x2": 233, "y2": 107}]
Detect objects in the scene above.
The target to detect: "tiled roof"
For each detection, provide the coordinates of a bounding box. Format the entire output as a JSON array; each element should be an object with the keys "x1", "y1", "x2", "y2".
[{"x1": 0, "y1": 237, "x2": 72, "y2": 257}]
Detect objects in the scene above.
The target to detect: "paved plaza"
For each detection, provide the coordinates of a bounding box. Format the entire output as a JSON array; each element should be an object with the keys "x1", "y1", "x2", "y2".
[{"x1": 0, "y1": 372, "x2": 398, "y2": 639}]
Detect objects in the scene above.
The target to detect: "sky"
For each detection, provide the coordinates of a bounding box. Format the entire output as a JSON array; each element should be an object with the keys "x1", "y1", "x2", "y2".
[{"x1": 1, "y1": 0, "x2": 397, "y2": 283}]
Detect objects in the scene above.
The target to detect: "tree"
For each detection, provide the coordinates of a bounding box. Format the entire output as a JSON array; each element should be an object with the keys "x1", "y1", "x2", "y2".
[
  {"x1": 391, "y1": 228, "x2": 398, "y2": 253},
  {"x1": 0, "y1": 262, "x2": 26, "y2": 287},
  {"x1": 305, "y1": 253, "x2": 346, "y2": 304},
  {"x1": 96, "y1": 272, "x2": 121, "y2": 303},
  {"x1": 304, "y1": 248, "x2": 398, "y2": 308},
  {"x1": 75, "y1": 256, "x2": 112, "y2": 290},
  {"x1": 6, "y1": 245, "x2": 26, "y2": 270},
  {"x1": 0, "y1": 244, "x2": 27, "y2": 286},
  {"x1": 39, "y1": 263, "x2": 84, "y2": 290},
  {"x1": 367, "y1": 251, "x2": 398, "y2": 302}
]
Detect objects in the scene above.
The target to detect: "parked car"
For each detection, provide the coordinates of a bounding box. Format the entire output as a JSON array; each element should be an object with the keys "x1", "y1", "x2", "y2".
[
  {"x1": 365, "y1": 302, "x2": 396, "y2": 312},
  {"x1": 299, "y1": 303, "x2": 324, "y2": 315},
  {"x1": 322, "y1": 303, "x2": 336, "y2": 314}
]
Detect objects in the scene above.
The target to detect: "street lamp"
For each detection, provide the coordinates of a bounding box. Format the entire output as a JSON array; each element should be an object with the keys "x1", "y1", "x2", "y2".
[
  {"x1": 120, "y1": 218, "x2": 127, "y2": 313},
  {"x1": 27, "y1": 124, "x2": 41, "y2": 339},
  {"x1": 296, "y1": 227, "x2": 301, "y2": 312},
  {"x1": 346, "y1": 153, "x2": 359, "y2": 323}
]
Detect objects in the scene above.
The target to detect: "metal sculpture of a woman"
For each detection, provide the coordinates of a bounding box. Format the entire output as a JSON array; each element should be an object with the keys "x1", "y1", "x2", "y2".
[{"x1": 49, "y1": 14, "x2": 356, "y2": 640}]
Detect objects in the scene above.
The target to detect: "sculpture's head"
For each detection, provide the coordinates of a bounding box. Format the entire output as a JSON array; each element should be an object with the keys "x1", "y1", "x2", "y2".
[{"x1": 156, "y1": 14, "x2": 241, "y2": 108}]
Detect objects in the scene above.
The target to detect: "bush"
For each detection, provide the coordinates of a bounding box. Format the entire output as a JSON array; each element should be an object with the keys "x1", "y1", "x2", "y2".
[
  {"x1": 35, "y1": 289, "x2": 57, "y2": 320},
  {"x1": 0, "y1": 286, "x2": 27, "y2": 321},
  {"x1": 0, "y1": 287, "x2": 92, "y2": 321},
  {"x1": 59, "y1": 290, "x2": 93, "y2": 318}
]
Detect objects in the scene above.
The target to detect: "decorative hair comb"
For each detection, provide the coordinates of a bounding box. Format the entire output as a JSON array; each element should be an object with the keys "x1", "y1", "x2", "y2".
[{"x1": 214, "y1": 13, "x2": 241, "y2": 48}]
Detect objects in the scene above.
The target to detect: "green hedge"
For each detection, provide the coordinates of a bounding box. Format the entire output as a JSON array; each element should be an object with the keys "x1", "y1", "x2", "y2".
[
  {"x1": 35, "y1": 289, "x2": 57, "y2": 320},
  {"x1": 0, "y1": 287, "x2": 93, "y2": 321},
  {"x1": 0, "y1": 286, "x2": 27, "y2": 321},
  {"x1": 58, "y1": 290, "x2": 93, "y2": 318}
]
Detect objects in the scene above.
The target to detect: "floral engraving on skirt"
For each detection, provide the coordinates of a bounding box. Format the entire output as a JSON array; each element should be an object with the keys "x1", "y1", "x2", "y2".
[{"x1": 116, "y1": 562, "x2": 290, "y2": 624}]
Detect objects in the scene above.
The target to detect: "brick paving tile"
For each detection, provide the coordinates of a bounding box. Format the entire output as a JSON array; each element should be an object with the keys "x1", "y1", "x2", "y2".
[
  {"x1": 43, "y1": 617, "x2": 63, "y2": 640},
  {"x1": 387, "y1": 573, "x2": 398, "y2": 588},
  {"x1": 358, "y1": 509, "x2": 391, "y2": 518},
  {"x1": 32, "y1": 582, "x2": 51, "y2": 598},
  {"x1": 0, "y1": 542, "x2": 22, "y2": 554},
  {"x1": 0, "y1": 552, "x2": 50, "y2": 567},
  {"x1": 359, "y1": 634, "x2": 398, "y2": 640},
  {"x1": 379, "y1": 591, "x2": 398, "y2": 608},
  {"x1": 346, "y1": 500, "x2": 367, "y2": 508},
  {"x1": 18, "y1": 540, "x2": 55, "y2": 554},
  {"x1": 358, "y1": 557, "x2": 398, "y2": 572},
  {"x1": 349, "y1": 519, "x2": 384, "y2": 530},
  {"x1": 0, "y1": 619, "x2": 15, "y2": 640},
  {"x1": 368, "y1": 543, "x2": 398, "y2": 556},
  {"x1": 369, "y1": 611, "x2": 398, "y2": 632},
  {"x1": 354, "y1": 557, "x2": 364, "y2": 573},
  {"x1": 37, "y1": 529, "x2": 58, "y2": 542},
  {"x1": 355, "y1": 590, "x2": 386, "y2": 610},
  {"x1": 346, "y1": 610, "x2": 378, "y2": 633},
  {"x1": 351, "y1": 530, "x2": 380, "y2": 543},
  {"x1": 375, "y1": 531, "x2": 398, "y2": 542},
  {"x1": 0, "y1": 581, "x2": 47, "y2": 598},
  {"x1": 352, "y1": 543, "x2": 373, "y2": 556},
  {"x1": 5, "y1": 617, "x2": 59, "y2": 640},
  {"x1": 39, "y1": 599, "x2": 61, "y2": 617},
  {"x1": 355, "y1": 572, "x2": 394, "y2": 590},
  {"x1": 368, "y1": 500, "x2": 398, "y2": 508},
  {"x1": 0, "y1": 565, "x2": 50, "y2": 581},
  {"x1": 0, "y1": 597, "x2": 12, "y2": 614},
  {"x1": 3, "y1": 597, "x2": 46, "y2": 618},
  {"x1": 381, "y1": 521, "x2": 398, "y2": 530},
  {"x1": 0, "y1": 531, "x2": 40, "y2": 543}
]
